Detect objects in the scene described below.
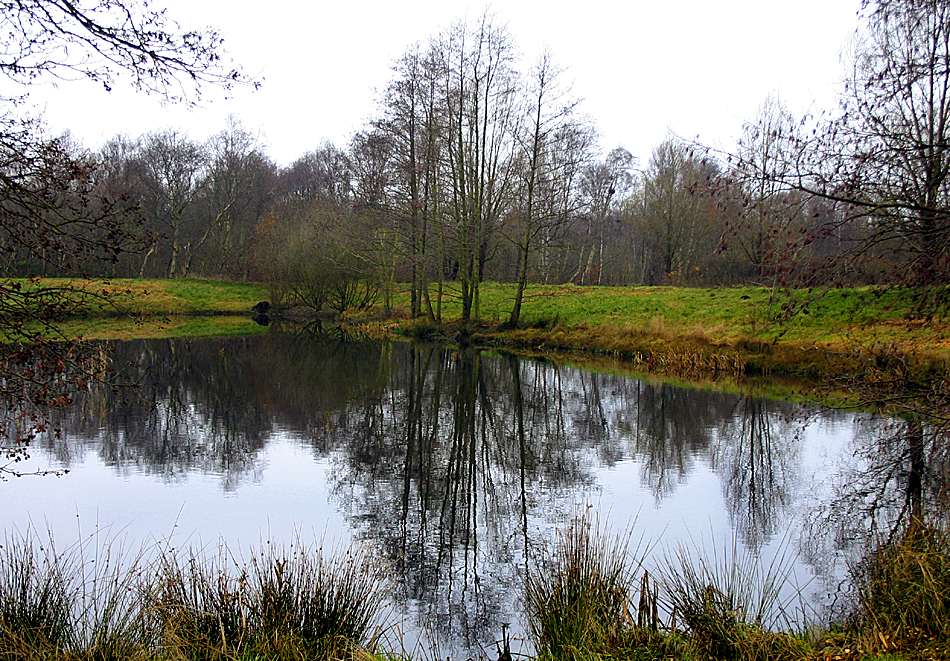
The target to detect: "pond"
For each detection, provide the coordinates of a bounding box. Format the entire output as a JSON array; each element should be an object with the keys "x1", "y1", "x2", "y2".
[{"x1": 1, "y1": 331, "x2": 941, "y2": 657}]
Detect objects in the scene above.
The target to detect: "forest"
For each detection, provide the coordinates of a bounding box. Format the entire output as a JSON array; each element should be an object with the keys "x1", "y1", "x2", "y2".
[{"x1": 4, "y1": 2, "x2": 947, "y2": 329}]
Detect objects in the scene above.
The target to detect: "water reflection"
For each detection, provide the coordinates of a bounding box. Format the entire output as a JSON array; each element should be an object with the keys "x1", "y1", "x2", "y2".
[
  {"x1": 802, "y1": 415, "x2": 950, "y2": 601},
  {"x1": 8, "y1": 332, "x2": 941, "y2": 654},
  {"x1": 711, "y1": 398, "x2": 797, "y2": 550}
]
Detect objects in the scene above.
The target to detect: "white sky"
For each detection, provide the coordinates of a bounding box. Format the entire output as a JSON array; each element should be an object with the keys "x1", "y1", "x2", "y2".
[{"x1": 24, "y1": 0, "x2": 860, "y2": 167}]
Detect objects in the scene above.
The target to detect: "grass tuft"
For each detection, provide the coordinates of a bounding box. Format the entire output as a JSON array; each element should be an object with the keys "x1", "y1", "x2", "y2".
[
  {"x1": 524, "y1": 514, "x2": 653, "y2": 660},
  {"x1": 659, "y1": 535, "x2": 807, "y2": 660},
  {"x1": 154, "y1": 542, "x2": 391, "y2": 659},
  {"x1": 0, "y1": 532, "x2": 392, "y2": 660},
  {"x1": 850, "y1": 524, "x2": 950, "y2": 655},
  {"x1": 247, "y1": 544, "x2": 390, "y2": 652},
  {"x1": 0, "y1": 532, "x2": 72, "y2": 651}
]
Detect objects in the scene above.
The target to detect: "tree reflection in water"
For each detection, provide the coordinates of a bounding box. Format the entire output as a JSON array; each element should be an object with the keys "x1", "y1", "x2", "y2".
[
  {"x1": 711, "y1": 398, "x2": 798, "y2": 551},
  {"x1": 28, "y1": 332, "x2": 944, "y2": 653},
  {"x1": 802, "y1": 412, "x2": 950, "y2": 616}
]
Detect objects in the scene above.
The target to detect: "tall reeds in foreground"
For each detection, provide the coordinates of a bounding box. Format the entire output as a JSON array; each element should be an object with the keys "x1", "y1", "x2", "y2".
[
  {"x1": 524, "y1": 517, "x2": 815, "y2": 661},
  {"x1": 0, "y1": 529, "x2": 151, "y2": 660},
  {"x1": 0, "y1": 532, "x2": 72, "y2": 653},
  {"x1": 523, "y1": 514, "x2": 669, "y2": 660},
  {"x1": 0, "y1": 531, "x2": 392, "y2": 660},
  {"x1": 849, "y1": 524, "x2": 950, "y2": 655},
  {"x1": 659, "y1": 535, "x2": 808, "y2": 660},
  {"x1": 155, "y1": 543, "x2": 391, "y2": 658}
]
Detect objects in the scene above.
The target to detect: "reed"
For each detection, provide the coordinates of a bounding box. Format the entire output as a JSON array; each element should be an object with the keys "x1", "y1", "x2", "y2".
[
  {"x1": 0, "y1": 531, "x2": 392, "y2": 660},
  {"x1": 523, "y1": 514, "x2": 659, "y2": 660},
  {"x1": 849, "y1": 524, "x2": 950, "y2": 655},
  {"x1": 658, "y1": 535, "x2": 807, "y2": 660}
]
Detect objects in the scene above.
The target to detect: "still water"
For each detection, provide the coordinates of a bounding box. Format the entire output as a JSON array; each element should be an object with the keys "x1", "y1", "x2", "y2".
[{"x1": 1, "y1": 331, "x2": 938, "y2": 656}]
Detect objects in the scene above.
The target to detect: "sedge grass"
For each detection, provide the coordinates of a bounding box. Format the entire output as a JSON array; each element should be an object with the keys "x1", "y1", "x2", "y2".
[
  {"x1": 0, "y1": 531, "x2": 392, "y2": 661},
  {"x1": 659, "y1": 534, "x2": 808, "y2": 660},
  {"x1": 849, "y1": 524, "x2": 950, "y2": 656},
  {"x1": 523, "y1": 514, "x2": 661, "y2": 660}
]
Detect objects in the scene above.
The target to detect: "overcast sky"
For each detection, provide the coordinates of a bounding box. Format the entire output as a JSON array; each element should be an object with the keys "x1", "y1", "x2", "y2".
[{"x1": 25, "y1": 0, "x2": 860, "y2": 167}]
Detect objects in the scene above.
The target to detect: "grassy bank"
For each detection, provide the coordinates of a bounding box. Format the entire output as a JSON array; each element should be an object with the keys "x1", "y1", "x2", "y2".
[
  {"x1": 54, "y1": 315, "x2": 268, "y2": 341},
  {"x1": 365, "y1": 282, "x2": 949, "y2": 383},
  {"x1": 3, "y1": 277, "x2": 268, "y2": 341},
  {"x1": 7, "y1": 277, "x2": 267, "y2": 317},
  {"x1": 5, "y1": 278, "x2": 948, "y2": 386}
]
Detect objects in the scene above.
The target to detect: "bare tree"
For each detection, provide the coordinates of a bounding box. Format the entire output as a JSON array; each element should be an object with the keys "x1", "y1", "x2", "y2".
[
  {"x1": 0, "y1": 0, "x2": 248, "y2": 468},
  {"x1": 375, "y1": 45, "x2": 445, "y2": 318},
  {"x1": 572, "y1": 148, "x2": 635, "y2": 284},
  {"x1": 507, "y1": 52, "x2": 591, "y2": 326},
  {"x1": 724, "y1": 0, "x2": 950, "y2": 294},
  {"x1": 192, "y1": 119, "x2": 276, "y2": 278},
  {"x1": 136, "y1": 130, "x2": 207, "y2": 277},
  {"x1": 440, "y1": 15, "x2": 520, "y2": 321},
  {"x1": 728, "y1": 96, "x2": 803, "y2": 281},
  {"x1": 635, "y1": 140, "x2": 719, "y2": 284}
]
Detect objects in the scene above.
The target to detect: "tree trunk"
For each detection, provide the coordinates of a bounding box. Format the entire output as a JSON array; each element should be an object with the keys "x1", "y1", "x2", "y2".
[{"x1": 509, "y1": 231, "x2": 530, "y2": 327}]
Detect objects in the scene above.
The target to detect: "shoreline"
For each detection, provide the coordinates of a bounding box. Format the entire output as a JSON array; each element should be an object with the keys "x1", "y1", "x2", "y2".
[{"x1": 8, "y1": 277, "x2": 947, "y2": 407}]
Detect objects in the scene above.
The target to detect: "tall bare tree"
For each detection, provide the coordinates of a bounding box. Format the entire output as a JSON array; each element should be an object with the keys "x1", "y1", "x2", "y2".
[
  {"x1": 440, "y1": 16, "x2": 520, "y2": 321},
  {"x1": 0, "y1": 0, "x2": 249, "y2": 467},
  {"x1": 507, "y1": 53, "x2": 591, "y2": 326},
  {"x1": 573, "y1": 147, "x2": 635, "y2": 284},
  {"x1": 727, "y1": 0, "x2": 950, "y2": 293},
  {"x1": 136, "y1": 130, "x2": 207, "y2": 277}
]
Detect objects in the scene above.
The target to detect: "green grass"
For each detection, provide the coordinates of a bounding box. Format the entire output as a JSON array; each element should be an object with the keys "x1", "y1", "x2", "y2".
[
  {"x1": 383, "y1": 282, "x2": 948, "y2": 360},
  {"x1": 52, "y1": 315, "x2": 268, "y2": 341},
  {"x1": 5, "y1": 278, "x2": 948, "y2": 376},
  {"x1": 362, "y1": 282, "x2": 950, "y2": 386},
  {"x1": 4, "y1": 277, "x2": 267, "y2": 316},
  {"x1": 2, "y1": 277, "x2": 268, "y2": 341}
]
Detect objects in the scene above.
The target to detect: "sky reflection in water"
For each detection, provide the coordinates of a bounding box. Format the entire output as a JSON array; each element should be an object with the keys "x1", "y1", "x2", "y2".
[{"x1": 1, "y1": 332, "x2": 932, "y2": 656}]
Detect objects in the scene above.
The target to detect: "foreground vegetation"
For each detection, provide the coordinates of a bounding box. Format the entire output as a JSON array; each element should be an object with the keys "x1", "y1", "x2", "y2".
[
  {"x1": 0, "y1": 533, "x2": 393, "y2": 661},
  {"x1": 1, "y1": 518, "x2": 945, "y2": 661},
  {"x1": 521, "y1": 518, "x2": 949, "y2": 661}
]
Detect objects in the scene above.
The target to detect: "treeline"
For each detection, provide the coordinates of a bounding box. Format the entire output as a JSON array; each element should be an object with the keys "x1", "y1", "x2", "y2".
[{"x1": 5, "y1": 3, "x2": 946, "y2": 321}]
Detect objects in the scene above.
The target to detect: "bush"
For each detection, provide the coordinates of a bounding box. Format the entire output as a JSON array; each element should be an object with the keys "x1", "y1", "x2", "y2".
[
  {"x1": 254, "y1": 203, "x2": 381, "y2": 315},
  {"x1": 155, "y1": 542, "x2": 391, "y2": 659}
]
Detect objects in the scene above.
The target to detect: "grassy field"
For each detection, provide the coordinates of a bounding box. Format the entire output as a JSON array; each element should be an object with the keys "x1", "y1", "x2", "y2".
[
  {"x1": 9, "y1": 277, "x2": 267, "y2": 316},
  {"x1": 54, "y1": 315, "x2": 268, "y2": 341},
  {"x1": 385, "y1": 282, "x2": 948, "y2": 358},
  {"x1": 369, "y1": 282, "x2": 950, "y2": 382},
  {"x1": 4, "y1": 277, "x2": 268, "y2": 341},
  {"x1": 6, "y1": 278, "x2": 948, "y2": 380}
]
